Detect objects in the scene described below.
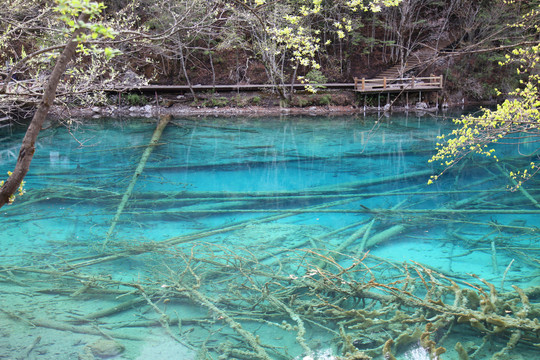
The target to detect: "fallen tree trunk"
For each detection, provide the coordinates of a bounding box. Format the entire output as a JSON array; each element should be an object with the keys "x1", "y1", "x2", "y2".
[
  {"x1": 0, "y1": 309, "x2": 142, "y2": 340},
  {"x1": 103, "y1": 114, "x2": 171, "y2": 248}
]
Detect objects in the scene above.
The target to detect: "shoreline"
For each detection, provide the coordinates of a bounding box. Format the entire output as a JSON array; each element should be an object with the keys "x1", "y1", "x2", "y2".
[{"x1": 49, "y1": 102, "x2": 488, "y2": 120}]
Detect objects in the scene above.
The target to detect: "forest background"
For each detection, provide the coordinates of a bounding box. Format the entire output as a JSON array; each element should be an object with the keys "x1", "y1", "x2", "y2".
[{"x1": 1, "y1": 0, "x2": 538, "y2": 114}]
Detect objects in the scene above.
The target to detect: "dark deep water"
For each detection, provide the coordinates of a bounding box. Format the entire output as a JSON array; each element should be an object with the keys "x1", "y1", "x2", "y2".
[{"x1": 0, "y1": 113, "x2": 538, "y2": 359}]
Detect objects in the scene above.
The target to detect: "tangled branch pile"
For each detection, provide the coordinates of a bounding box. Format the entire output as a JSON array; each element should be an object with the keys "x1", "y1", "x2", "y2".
[{"x1": 1, "y1": 241, "x2": 538, "y2": 360}]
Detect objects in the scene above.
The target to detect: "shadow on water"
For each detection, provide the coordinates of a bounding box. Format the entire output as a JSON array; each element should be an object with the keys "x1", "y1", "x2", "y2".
[{"x1": 0, "y1": 112, "x2": 538, "y2": 360}]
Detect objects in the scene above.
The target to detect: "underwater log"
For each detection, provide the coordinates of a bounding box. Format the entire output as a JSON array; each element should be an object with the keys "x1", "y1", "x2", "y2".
[{"x1": 103, "y1": 114, "x2": 171, "y2": 248}]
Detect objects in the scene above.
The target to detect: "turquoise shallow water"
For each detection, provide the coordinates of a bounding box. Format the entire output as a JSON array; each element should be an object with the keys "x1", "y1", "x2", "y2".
[{"x1": 0, "y1": 113, "x2": 538, "y2": 360}]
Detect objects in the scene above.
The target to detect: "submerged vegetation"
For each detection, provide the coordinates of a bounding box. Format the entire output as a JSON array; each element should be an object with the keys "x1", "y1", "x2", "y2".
[
  {"x1": 3, "y1": 241, "x2": 539, "y2": 359},
  {"x1": 1, "y1": 116, "x2": 540, "y2": 359}
]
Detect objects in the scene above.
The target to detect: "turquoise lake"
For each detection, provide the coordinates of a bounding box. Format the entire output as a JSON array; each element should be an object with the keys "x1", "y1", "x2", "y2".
[{"x1": 0, "y1": 113, "x2": 538, "y2": 360}]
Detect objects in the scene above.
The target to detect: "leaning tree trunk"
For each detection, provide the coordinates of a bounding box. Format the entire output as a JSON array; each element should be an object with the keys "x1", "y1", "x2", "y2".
[
  {"x1": 178, "y1": 44, "x2": 196, "y2": 99},
  {"x1": 0, "y1": 13, "x2": 90, "y2": 208}
]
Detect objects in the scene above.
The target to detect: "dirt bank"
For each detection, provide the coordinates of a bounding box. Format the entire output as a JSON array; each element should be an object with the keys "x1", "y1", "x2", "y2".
[
  {"x1": 47, "y1": 89, "x2": 494, "y2": 120},
  {"x1": 49, "y1": 103, "x2": 452, "y2": 120}
]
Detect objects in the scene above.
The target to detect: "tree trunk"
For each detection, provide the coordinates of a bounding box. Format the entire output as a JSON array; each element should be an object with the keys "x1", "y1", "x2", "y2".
[
  {"x1": 178, "y1": 44, "x2": 196, "y2": 99},
  {"x1": 0, "y1": 13, "x2": 90, "y2": 208}
]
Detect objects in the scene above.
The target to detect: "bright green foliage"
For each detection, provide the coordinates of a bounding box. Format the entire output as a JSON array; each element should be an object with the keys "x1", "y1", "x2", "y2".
[
  {"x1": 347, "y1": 0, "x2": 402, "y2": 12},
  {"x1": 55, "y1": 0, "x2": 105, "y2": 18},
  {"x1": 298, "y1": 69, "x2": 327, "y2": 92},
  {"x1": 125, "y1": 93, "x2": 148, "y2": 106},
  {"x1": 278, "y1": 0, "x2": 401, "y2": 79},
  {"x1": 429, "y1": 4, "x2": 540, "y2": 189},
  {"x1": 242, "y1": 0, "x2": 401, "y2": 94},
  {"x1": 429, "y1": 84, "x2": 540, "y2": 189},
  {"x1": 55, "y1": 0, "x2": 119, "y2": 59}
]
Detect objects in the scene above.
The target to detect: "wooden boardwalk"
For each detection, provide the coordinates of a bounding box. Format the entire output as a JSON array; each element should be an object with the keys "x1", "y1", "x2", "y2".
[
  {"x1": 131, "y1": 83, "x2": 356, "y2": 93},
  {"x1": 128, "y1": 75, "x2": 442, "y2": 94},
  {"x1": 354, "y1": 75, "x2": 443, "y2": 94}
]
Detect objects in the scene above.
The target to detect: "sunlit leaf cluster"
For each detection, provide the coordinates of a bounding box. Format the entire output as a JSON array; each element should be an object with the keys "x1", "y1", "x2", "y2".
[
  {"x1": 0, "y1": 172, "x2": 25, "y2": 204},
  {"x1": 347, "y1": 0, "x2": 402, "y2": 13},
  {"x1": 428, "y1": 91, "x2": 540, "y2": 187},
  {"x1": 429, "y1": 3, "x2": 540, "y2": 189},
  {"x1": 248, "y1": 0, "x2": 401, "y2": 93},
  {"x1": 54, "y1": 0, "x2": 119, "y2": 60}
]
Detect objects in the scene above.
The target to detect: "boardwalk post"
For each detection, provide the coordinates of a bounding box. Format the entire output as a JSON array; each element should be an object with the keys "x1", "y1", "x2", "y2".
[
  {"x1": 362, "y1": 78, "x2": 365, "y2": 91},
  {"x1": 155, "y1": 91, "x2": 160, "y2": 116},
  {"x1": 411, "y1": 76, "x2": 415, "y2": 89},
  {"x1": 439, "y1": 75, "x2": 443, "y2": 87},
  {"x1": 406, "y1": 92, "x2": 409, "y2": 109},
  {"x1": 383, "y1": 77, "x2": 387, "y2": 89},
  {"x1": 354, "y1": 77, "x2": 358, "y2": 90}
]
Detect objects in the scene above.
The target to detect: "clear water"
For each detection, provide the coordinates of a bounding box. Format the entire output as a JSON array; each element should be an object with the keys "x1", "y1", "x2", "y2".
[{"x1": 0, "y1": 113, "x2": 538, "y2": 360}]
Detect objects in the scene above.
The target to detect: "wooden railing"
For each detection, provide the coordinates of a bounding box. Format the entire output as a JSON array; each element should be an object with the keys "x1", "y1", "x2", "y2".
[{"x1": 354, "y1": 75, "x2": 443, "y2": 93}]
